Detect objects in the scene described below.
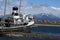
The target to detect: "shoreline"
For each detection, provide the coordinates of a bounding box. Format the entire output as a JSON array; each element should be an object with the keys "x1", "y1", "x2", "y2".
[{"x1": 34, "y1": 24, "x2": 60, "y2": 27}]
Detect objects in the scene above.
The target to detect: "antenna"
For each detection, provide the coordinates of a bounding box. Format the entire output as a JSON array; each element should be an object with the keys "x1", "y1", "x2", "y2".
[
  {"x1": 4, "y1": 0, "x2": 7, "y2": 17},
  {"x1": 19, "y1": 0, "x2": 21, "y2": 14}
]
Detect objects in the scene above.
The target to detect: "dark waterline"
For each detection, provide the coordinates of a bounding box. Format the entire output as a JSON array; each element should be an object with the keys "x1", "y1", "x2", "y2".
[{"x1": 0, "y1": 36, "x2": 59, "y2": 40}]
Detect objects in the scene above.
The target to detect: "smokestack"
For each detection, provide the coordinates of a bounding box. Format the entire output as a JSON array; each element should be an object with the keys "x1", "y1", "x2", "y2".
[
  {"x1": 13, "y1": 7, "x2": 18, "y2": 13},
  {"x1": 12, "y1": 7, "x2": 18, "y2": 15}
]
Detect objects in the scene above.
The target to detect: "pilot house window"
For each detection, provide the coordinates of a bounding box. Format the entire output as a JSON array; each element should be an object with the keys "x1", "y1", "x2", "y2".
[{"x1": 15, "y1": 13, "x2": 18, "y2": 16}]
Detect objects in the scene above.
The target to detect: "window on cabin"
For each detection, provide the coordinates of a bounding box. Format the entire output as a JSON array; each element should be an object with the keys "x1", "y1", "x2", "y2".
[{"x1": 15, "y1": 13, "x2": 18, "y2": 16}]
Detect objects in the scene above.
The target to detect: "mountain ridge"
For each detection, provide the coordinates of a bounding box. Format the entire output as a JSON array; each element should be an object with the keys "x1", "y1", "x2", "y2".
[{"x1": 33, "y1": 13, "x2": 60, "y2": 22}]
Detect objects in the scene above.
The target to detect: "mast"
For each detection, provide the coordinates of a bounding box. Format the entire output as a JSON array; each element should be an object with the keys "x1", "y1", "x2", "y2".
[
  {"x1": 2, "y1": 0, "x2": 7, "y2": 31},
  {"x1": 4, "y1": 0, "x2": 7, "y2": 17},
  {"x1": 19, "y1": 0, "x2": 21, "y2": 14}
]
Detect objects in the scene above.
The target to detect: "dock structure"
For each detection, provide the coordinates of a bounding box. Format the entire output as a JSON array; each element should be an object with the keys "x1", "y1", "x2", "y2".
[{"x1": 1, "y1": 32, "x2": 60, "y2": 39}]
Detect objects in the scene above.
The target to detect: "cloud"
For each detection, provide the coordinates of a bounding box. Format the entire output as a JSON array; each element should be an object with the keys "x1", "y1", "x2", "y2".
[
  {"x1": 0, "y1": 0, "x2": 3, "y2": 2},
  {"x1": 51, "y1": 6, "x2": 60, "y2": 10},
  {"x1": 20, "y1": 3, "x2": 60, "y2": 17}
]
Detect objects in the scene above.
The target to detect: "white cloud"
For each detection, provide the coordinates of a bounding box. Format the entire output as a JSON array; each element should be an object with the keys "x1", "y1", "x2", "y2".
[
  {"x1": 0, "y1": 0, "x2": 3, "y2": 2},
  {"x1": 51, "y1": 6, "x2": 60, "y2": 10},
  {"x1": 21, "y1": 4, "x2": 60, "y2": 17}
]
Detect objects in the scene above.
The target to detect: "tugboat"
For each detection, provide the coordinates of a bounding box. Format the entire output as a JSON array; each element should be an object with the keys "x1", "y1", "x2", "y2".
[{"x1": 0, "y1": 7, "x2": 34, "y2": 33}]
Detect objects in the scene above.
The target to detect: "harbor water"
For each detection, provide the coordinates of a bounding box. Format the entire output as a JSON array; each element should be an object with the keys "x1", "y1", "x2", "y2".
[
  {"x1": 32, "y1": 26, "x2": 60, "y2": 36},
  {"x1": 0, "y1": 26, "x2": 60, "y2": 40}
]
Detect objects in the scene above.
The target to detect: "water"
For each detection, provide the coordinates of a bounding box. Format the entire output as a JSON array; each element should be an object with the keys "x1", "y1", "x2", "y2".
[
  {"x1": 0, "y1": 26, "x2": 60, "y2": 40},
  {"x1": 32, "y1": 26, "x2": 60, "y2": 36}
]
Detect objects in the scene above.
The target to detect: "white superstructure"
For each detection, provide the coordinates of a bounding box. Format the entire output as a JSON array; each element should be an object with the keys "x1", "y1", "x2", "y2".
[{"x1": 11, "y1": 7, "x2": 34, "y2": 26}]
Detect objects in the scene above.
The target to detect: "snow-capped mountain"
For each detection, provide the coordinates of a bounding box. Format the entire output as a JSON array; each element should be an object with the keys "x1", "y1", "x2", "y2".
[{"x1": 34, "y1": 13, "x2": 60, "y2": 22}]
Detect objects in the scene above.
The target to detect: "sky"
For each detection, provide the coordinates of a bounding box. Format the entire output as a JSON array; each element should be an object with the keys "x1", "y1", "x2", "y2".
[
  {"x1": 28, "y1": 0, "x2": 60, "y2": 8},
  {"x1": 0, "y1": 0, "x2": 60, "y2": 17}
]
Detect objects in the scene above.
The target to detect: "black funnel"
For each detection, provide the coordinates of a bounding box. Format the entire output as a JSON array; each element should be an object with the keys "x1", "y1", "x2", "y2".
[{"x1": 13, "y1": 7, "x2": 18, "y2": 10}]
